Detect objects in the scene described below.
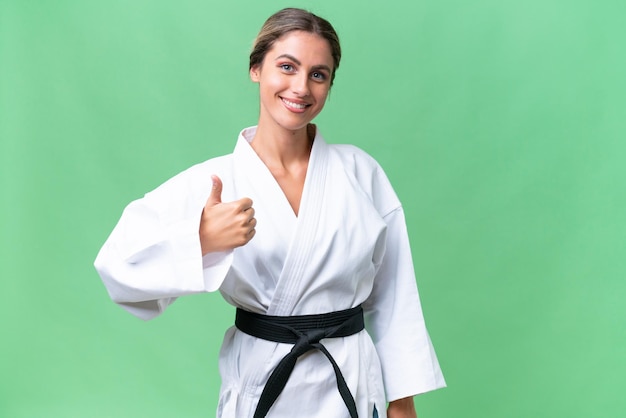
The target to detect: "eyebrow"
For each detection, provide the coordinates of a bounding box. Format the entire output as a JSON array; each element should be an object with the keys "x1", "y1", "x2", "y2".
[{"x1": 275, "y1": 54, "x2": 332, "y2": 73}]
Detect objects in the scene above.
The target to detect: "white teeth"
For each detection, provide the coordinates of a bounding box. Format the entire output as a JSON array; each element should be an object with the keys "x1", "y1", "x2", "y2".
[{"x1": 282, "y1": 98, "x2": 307, "y2": 109}]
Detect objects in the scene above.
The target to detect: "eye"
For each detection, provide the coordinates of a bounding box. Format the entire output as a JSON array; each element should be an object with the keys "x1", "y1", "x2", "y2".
[
  {"x1": 280, "y1": 63, "x2": 294, "y2": 72},
  {"x1": 311, "y1": 71, "x2": 327, "y2": 81}
]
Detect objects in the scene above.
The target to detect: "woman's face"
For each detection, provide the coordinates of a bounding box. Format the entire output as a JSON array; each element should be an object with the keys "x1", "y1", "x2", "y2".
[{"x1": 250, "y1": 31, "x2": 334, "y2": 133}]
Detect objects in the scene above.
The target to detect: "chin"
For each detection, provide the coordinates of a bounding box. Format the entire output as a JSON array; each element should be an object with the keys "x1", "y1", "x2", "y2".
[{"x1": 276, "y1": 117, "x2": 316, "y2": 133}]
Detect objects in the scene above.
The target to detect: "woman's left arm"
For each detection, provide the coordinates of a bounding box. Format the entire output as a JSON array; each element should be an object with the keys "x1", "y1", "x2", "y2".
[
  {"x1": 357, "y1": 158, "x2": 446, "y2": 404},
  {"x1": 387, "y1": 396, "x2": 417, "y2": 418},
  {"x1": 362, "y1": 205, "x2": 445, "y2": 399}
]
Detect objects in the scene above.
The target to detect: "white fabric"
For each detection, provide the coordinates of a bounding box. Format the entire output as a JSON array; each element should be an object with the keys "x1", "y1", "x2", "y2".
[{"x1": 95, "y1": 126, "x2": 446, "y2": 417}]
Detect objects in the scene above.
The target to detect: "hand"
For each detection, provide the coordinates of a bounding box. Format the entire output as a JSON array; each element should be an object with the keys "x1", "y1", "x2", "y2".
[
  {"x1": 199, "y1": 175, "x2": 256, "y2": 254},
  {"x1": 387, "y1": 396, "x2": 417, "y2": 418}
]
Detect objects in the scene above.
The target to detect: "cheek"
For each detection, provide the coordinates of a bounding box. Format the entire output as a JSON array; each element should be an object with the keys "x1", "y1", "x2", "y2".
[
  {"x1": 314, "y1": 88, "x2": 330, "y2": 106},
  {"x1": 259, "y1": 76, "x2": 287, "y2": 101}
]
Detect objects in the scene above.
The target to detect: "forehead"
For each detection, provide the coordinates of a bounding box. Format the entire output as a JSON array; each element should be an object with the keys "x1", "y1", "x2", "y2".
[{"x1": 267, "y1": 31, "x2": 334, "y2": 66}]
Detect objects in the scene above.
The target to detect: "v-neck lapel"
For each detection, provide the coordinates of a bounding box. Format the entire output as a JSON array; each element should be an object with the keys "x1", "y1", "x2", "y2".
[
  {"x1": 231, "y1": 126, "x2": 330, "y2": 314},
  {"x1": 266, "y1": 128, "x2": 330, "y2": 316}
]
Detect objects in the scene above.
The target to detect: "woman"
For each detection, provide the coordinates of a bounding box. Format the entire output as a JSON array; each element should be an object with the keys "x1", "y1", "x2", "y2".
[{"x1": 95, "y1": 7, "x2": 445, "y2": 418}]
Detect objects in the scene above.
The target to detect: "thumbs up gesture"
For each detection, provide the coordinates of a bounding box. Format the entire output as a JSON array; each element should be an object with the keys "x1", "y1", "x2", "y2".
[{"x1": 199, "y1": 175, "x2": 256, "y2": 255}]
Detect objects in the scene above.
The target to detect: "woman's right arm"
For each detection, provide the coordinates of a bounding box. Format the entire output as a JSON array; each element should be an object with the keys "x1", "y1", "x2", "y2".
[
  {"x1": 94, "y1": 168, "x2": 257, "y2": 320},
  {"x1": 94, "y1": 168, "x2": 238, "y2": 320}
]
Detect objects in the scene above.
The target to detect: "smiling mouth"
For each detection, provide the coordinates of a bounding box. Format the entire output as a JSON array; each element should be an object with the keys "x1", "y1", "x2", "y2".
[{"x1": 281, "y1": 97, "x2": 310, "y2": 111}]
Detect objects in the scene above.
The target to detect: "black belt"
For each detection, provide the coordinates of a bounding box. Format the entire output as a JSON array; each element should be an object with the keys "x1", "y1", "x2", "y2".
[{"x1": 235, "y1": 305, "x2": 364, "y2": 418}]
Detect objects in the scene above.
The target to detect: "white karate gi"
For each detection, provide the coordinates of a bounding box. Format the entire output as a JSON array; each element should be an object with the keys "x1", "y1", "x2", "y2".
[{"x1": 95, "y1": 126, "x2": 446, "y2": 418}]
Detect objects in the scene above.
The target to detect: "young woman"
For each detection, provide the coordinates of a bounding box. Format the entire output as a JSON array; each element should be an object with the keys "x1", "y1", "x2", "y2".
[{"x1": 95, "y1": 8, "x2": 445, "y2": 418}]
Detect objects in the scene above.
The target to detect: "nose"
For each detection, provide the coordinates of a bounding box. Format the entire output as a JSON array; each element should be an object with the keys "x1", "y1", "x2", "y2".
[{"x1": 291, "y1": 73, "x2": 310, "y2": 97}]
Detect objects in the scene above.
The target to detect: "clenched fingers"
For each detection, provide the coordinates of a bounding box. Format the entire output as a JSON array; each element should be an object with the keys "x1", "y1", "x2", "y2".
[{"x1": 200, "y1": 196, "x2": 257, "y2": 254}]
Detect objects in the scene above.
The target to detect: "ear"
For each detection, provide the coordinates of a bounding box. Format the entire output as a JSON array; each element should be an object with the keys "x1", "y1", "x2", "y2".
[{"x1": 250, "y1": 65, "x2": 261, "y2": 83}]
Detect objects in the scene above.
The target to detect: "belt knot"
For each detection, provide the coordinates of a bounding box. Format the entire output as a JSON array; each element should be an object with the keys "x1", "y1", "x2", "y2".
[{"x1": 235, "y1": 306, "x2": 363, "y2": 418}]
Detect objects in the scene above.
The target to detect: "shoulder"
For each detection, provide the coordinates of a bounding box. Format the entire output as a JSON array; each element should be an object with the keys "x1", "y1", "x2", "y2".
[
  {"x1": 328, "y1": 143, "x2": 387, "y2": 183},
  {"x1": 180, "y1": 154, "x2": 233, "y2": 181},
  {"x1": 328, "y1": 143, "x2": 402, "y2": 217},
  {"x1": 144, "y1": 153, "x2": 234, "y2": 202},
  {"x1": 330, "y1": 143, "x2": 378, "y2": 166},
  {"x1": 146, "y1": 124, "x2": 260, "y2": 194}
]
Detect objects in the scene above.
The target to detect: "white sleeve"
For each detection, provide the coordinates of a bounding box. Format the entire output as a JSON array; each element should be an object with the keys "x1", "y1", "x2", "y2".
[
  {"x1": 94, "y1": 170, "x2": 233, "y2": 320},
  {"x1": 363, "y1": 206, "x2": 446, "y2": 401}
]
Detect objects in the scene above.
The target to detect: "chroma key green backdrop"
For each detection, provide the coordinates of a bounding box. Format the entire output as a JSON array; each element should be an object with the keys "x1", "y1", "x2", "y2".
[{"x1": 1, "y1": 0, "x2": 624, "y2": 417}]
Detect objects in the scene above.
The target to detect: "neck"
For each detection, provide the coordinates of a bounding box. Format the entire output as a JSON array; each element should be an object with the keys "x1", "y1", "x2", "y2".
[{"x1": 251, "y1": 122, "x2": 314, "y2": 168}]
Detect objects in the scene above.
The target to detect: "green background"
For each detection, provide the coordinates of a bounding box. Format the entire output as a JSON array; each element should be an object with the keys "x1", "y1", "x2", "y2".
[{"x1": 1, "y1": 0, "x2": 624, "y2": 416}]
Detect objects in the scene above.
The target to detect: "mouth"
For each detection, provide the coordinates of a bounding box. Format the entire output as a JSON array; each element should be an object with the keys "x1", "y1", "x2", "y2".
[{"x1": 281, "y1": 97, "x2": 310, "y2": 112}]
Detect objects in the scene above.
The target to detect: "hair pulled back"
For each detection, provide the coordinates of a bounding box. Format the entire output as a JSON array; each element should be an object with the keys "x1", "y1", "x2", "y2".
[{"x1": 250, "y1": 8, "x2": 341, "y2": 86}]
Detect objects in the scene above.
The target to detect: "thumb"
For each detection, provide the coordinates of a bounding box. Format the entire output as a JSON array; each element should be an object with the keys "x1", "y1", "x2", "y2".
[{"x1": 206, "y1": 175, "x2": 223, "y2": 206}]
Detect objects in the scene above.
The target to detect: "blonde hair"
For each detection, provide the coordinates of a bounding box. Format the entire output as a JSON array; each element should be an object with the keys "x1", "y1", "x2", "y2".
[{"x1": 249, "y1": 8, "x2": 341, "y2": 86}]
